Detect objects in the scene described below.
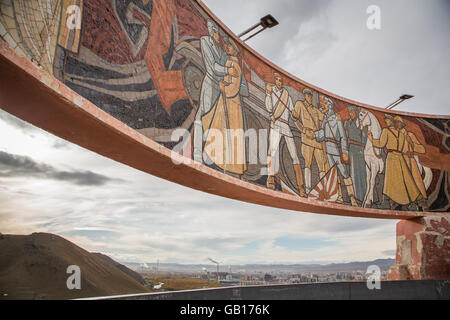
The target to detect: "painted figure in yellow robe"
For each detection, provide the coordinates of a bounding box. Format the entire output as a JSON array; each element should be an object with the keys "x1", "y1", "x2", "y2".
[
  {"x1": 396, "y1": 117, "x2": 428, "y2": 208},
  {"x1": 202, "y1": 37, "x2": 246, "y2": 175},
  {"x1": 368, "y1": 115, "x2": 422, "y2": 207}
]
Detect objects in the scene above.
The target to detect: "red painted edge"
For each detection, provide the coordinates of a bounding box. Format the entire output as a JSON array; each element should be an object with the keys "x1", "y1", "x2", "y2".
[{"x1": 0, "y1": 40, "x2": 447, "y2": 220}]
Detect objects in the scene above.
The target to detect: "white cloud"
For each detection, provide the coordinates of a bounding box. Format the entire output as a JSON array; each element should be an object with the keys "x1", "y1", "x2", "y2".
[{"x1": 0, "y1": 116, "x2": 397, "y2": 264}]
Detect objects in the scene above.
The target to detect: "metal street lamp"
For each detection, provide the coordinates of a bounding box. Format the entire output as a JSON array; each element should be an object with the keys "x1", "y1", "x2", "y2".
[
  {"x1": 385, "y1": 94, "x2": 414, "y2": 110},
  {"x1": 238, "y1": 14, "x2": 279, "y2": 42}
]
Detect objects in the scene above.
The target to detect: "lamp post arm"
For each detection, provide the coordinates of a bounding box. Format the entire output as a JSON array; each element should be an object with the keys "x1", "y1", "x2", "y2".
[
  {"x1": 238, "y1": 22, "x2": 262, "y2": 38},
  {"x1": 242, "y1": 26, "x2": 266, "y2": 41}
]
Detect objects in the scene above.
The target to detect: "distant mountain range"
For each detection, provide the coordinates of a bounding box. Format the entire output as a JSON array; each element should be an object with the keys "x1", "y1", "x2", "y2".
[
  {"x1": 125, "y1": 259, "x2": 395, "y2": 274},
  {"x1": 0, "y1": 232, "x2": 150, "y2": 299},
  {"x1": 0, "y1": 231, "x2": 396, "y2": 300}
]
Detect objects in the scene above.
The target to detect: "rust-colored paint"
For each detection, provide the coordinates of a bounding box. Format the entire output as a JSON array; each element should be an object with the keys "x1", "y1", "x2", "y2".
[
  {"x1": 388, "y1": 216, "x2": 450, "y2": 280},
  {"x1": 1, "y1": 0, "x2": 450, "y2": 216},
  {"x1": 0, "y1": 40, "x2": 447, "y2": 220}
]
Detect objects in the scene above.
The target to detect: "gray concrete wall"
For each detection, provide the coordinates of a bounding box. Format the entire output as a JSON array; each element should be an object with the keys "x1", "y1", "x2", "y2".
[{"x1": 84, "y1": 280, "x2": 450, "y2": 300}]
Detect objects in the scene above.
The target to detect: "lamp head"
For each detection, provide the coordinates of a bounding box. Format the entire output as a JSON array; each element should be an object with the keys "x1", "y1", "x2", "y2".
[
  {"x1": 260, "y1": 14, "x2": 279, "y2": 29},
  {"x1": 400, "y1": 94, "x2": 414, "y2": 100}
]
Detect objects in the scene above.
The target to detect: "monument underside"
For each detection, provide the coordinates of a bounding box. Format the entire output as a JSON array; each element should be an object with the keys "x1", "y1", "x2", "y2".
[{"x1": 0, "y1": 0, "x2": 449, "y2": 220}]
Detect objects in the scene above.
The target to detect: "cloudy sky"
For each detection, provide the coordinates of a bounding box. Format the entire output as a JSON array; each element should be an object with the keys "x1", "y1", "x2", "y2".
[{"x1": 1, "y1": 0, "x2": 449, "y2": 265}]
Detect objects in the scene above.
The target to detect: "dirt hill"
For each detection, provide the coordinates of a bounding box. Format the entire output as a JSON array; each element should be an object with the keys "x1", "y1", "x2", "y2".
[
  {"x1": 0, "y1": 232, "x2": 150, "y2": 299},
  {"x1": 92, "y1": 252, "x2": 146, "y2": 286}
]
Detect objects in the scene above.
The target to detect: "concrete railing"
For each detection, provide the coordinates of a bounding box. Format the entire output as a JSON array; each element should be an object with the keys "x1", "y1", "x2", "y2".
[{"x1": 78, "y1": 280, "x2": 450, "y2": 300}]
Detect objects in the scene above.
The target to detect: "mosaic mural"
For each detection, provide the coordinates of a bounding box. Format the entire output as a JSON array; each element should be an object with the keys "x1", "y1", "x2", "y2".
[{"x1": 1, "y1": 0, "x2": 449, "y2": 212}]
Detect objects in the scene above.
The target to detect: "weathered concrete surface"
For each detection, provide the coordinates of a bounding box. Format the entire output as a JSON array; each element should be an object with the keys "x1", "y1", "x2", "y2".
[
  {"x1": 388, "y1": 216, "x2": 450, "y2": 280},
  {"x1": 80, "y1": 281, "x2": 450, "y2": 300},
  {"x1": 1, "y1": 0, "x2": 450, "y2": 216},
  {"x1": 0, "y1": 39, "x2": 447, "y2": 221}
]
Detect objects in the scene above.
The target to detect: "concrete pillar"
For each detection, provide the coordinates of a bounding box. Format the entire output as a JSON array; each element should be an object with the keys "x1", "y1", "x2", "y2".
[{"x1": 388, "y1": 216, "x2": 450, "y2": 280}]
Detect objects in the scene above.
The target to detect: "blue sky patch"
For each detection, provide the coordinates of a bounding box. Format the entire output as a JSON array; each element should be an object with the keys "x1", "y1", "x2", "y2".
[{"x1": 274, "y1": 236, "x2": 337, "y2": 251}]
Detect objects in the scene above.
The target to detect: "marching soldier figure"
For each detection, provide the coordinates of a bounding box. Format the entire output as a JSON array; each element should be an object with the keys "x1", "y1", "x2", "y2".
[
  {"x1": 306, "y1": 97, "x2": 358, "y2": 206},
  {"x1": 344, "y1": 105, "x2": 367, "y2": 203},
  {"x1": 292, "y1": 89, "x2": 327, "y2": 193},
  {"x1": 265, "y1": 72, "x2": 306, "y2": 197}
]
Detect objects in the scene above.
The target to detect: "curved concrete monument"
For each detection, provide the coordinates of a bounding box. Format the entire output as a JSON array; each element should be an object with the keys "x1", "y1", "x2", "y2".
[{"x1": 0, "y1": 0, "x2": 448, "y2": 280}]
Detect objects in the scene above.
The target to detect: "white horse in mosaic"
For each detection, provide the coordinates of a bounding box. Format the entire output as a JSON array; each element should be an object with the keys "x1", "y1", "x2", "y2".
[
  {"x1": 416, "y1": 156, "x2": 433, "y2": 190},
  {"x1": 359, "y1": 109, "x2": 433, "y2": 207},
  {"x1": 358, "y1": 109, "x2": 384, "y2": 208}
]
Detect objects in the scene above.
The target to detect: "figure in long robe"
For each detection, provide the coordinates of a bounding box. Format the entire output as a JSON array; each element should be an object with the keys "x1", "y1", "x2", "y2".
[
  {"x1": 201, "y1": 37, "x2": 246, "y2": 175},
  {"x1": 397, "y1": 117, "x2": 428, "y2": 208},
  {"x1": 368, "y1": 115, "x2": 422, "y2": 207},
  {"x1": 193, "y1": 20, "x2": 231, "y2": 163}
]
